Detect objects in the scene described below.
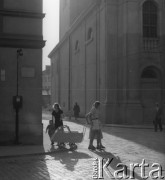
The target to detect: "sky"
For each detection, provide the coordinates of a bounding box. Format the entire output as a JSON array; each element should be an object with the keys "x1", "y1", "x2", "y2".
[{"x1": 43, "y1": 0, "x2": 59, "y2": 70}]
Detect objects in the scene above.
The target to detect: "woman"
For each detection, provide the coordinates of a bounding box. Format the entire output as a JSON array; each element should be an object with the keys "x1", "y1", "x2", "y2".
[
  {"x1": 52, "y1": 103, "x2": 64, "y2": 130},
  {"x1": 52, "y1": 103, "x2": 64, "y2": 146},
  {"x1": 88, "y1": 101, "x2": 105, "y2": 150}
]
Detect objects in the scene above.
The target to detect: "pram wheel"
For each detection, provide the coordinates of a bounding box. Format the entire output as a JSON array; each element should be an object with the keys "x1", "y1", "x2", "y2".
[
  {"x1": 58, "y1": 143, "x2": 65, "y2": 149},
  {"x1": 69, "y1": 143, "x2": 77, "y2": 151}
]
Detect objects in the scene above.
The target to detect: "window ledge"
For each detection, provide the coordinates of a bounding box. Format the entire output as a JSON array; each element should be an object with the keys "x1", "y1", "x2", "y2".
[{"x1": 85, "y1": 37, "x2": 93, "y2": 45}]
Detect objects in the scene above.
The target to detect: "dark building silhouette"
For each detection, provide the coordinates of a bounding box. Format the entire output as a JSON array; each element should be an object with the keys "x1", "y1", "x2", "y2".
[{"x1": 0, "y1": 0, "x2": 45, "y2": 144}]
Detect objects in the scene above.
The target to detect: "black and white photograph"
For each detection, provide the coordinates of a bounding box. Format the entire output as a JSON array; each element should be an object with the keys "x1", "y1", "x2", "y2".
[{"x1": 0, "y1": 0, "x2": 165, "y2": 179}]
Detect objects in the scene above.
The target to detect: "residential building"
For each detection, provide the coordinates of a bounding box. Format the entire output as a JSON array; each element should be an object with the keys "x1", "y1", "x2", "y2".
[{"x1": 0, "y1": 0, "x2": 45, "y2": 144}]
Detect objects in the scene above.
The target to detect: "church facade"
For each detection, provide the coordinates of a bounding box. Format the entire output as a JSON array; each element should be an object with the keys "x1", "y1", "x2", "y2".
[
  {"x1": 49, "y1": 0, "x2": 165, "y2": 124},
  {"x1": 0, "y1": 0, "x2": 45, "y2": 144}
]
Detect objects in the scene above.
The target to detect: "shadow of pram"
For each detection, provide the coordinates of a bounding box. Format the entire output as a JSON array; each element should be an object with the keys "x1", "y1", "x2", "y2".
[
  {"x1": 49, "y1": 146, "x2": 91, "y2": 172},
  {"x1": 50, "y1": 125, "x2": 85, "y2": 149}
]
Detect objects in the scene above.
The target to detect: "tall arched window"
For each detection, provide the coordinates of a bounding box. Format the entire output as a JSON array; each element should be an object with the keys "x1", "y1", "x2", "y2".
[
  {"x1": 87, "y1": 28, "x2": 93, "y2": 41},
  {"x1": 74, "y1": 40, "x2": 80, "y2": 53},
  {"x1": 143, "y1": 0, "x2": 158, "y2": 38}
]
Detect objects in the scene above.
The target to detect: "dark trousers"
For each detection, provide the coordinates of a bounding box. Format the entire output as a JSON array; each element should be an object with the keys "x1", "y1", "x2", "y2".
[{"x1": 154, "y1": 119, "x2": 163, "y2": 132}]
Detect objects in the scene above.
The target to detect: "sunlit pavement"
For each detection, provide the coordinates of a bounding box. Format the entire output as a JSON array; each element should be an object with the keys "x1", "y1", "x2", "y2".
[{"x1": 0, "y1": 117, "x2": 164, "y2": 180}]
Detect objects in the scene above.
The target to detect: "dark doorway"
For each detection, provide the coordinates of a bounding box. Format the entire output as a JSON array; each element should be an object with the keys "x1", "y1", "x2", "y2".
[{"x1": 141, "y1": 66, "x2": 162, "y2": 124}]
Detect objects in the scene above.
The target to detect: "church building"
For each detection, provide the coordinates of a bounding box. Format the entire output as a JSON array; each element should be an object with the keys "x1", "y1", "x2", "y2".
[{"x1": 49, "y1": 0, "x2": 165, "y2": 124}]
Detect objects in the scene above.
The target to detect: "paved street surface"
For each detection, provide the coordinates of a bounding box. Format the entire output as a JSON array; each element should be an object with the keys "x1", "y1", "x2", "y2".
[{"x1": 0, "y1": 117, "x2": 165, "y2": 180}]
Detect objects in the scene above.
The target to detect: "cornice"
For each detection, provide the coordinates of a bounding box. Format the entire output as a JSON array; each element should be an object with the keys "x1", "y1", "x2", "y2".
[
  {"x1": 0, "y1": 33, "x2": 45, "y2": 49},
  {"x1": 0, "y1": 9, "x2": 45, "y2": 19},
  {"x1": 48, "y1": 1, "x2": 102, "y2": 58}
]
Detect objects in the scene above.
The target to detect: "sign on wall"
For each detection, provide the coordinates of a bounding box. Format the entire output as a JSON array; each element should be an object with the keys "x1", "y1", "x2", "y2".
[{"x1": 0, "y1": 69, "x2": 5, "y2": 81}]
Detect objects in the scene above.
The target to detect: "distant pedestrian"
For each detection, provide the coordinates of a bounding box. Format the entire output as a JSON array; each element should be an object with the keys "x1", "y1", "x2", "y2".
[
  {"x1": 73, "y1": 102, "x2": 80, "y2": 121},
  {"x1": 46, "y1": 120, "x2": 55, "y2": 145},
  {"x1": 153, "y1": 103, "x2": 163, "y2": 132},
  {"x1": 87, "y1": 101, "x2": 105, "y2": 150}
]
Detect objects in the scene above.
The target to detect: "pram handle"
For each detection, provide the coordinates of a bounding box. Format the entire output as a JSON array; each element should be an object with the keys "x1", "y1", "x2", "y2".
[
  {"x1": 62, "y1": 125, "x2": 71, "y2": 132},
  {"x1": 57, "y1": 125, "x2": 86, "y2": 137}
]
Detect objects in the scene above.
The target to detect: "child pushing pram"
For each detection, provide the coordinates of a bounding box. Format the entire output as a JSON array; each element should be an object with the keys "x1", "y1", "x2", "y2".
[{"x1": 46, "y1": 120, "x2": 55, "y2": 145}]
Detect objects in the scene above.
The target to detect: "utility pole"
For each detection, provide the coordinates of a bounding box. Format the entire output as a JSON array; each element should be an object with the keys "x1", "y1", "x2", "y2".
[{"x1": 14, "y1": 48, "x2": 23, "y2": 144}]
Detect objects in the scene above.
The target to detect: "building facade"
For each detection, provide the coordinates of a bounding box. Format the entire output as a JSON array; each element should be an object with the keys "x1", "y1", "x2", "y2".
[
  {"x1": 42, "y1": 65, "x2": 51, "y2": 108},
  {"x1": 0, "y1": 0, "x2": 45, "y2": 144},
  {"x1": 49, "y1": 0, "x2": 165, "y2": 124}
]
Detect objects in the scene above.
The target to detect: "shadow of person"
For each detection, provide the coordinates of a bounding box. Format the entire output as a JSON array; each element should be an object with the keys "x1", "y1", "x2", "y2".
[
  {"x1": 49, "y1": 150, "x2": 91, "y2": 172},
  {"x1": 92, "y1": 150, "x2": 143, "y2": 180},
  {"x1": 59, "y1": 156, "x2": 78, "y2": 171}
]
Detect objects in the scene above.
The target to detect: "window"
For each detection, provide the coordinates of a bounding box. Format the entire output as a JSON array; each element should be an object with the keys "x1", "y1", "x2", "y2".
[
  {"x1": 74, "y1": 40, "x2": 80, "y2": 53},
  {"x1": 87, "y1": 28, "x2": 93, "y2": 41},
  {"x1": 141, "y1": 67, "x2": 157, "y2": 79},
  {"x1": 143, "y1": 0, "x2": 158, "y2": 38}
]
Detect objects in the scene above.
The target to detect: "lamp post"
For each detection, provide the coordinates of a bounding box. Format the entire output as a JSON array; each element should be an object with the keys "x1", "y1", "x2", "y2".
[{"x1": 15, "y1": 48, "x2": 23, "y2": 144}]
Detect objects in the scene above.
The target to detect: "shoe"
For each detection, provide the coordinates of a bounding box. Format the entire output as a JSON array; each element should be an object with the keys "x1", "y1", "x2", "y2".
[
  {"x1": 88, "y1": 145, "x2": 95, "y2": 150},
  {"x1": 100, "y1": 145, "x2": 105, "y2": 149},
  {"x1": 96, "y1": 146, "x2": 102, "y2": 150}
]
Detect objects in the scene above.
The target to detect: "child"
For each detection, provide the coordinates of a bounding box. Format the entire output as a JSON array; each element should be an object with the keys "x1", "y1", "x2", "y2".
[{"x1": 46, "y1": 120, "x2": 55, "y2": 145}]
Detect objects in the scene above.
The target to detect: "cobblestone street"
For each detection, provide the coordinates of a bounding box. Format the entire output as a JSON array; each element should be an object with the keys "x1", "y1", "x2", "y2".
[{"x1": 0, "y1": 119, "x2": 165, "y2": 180}]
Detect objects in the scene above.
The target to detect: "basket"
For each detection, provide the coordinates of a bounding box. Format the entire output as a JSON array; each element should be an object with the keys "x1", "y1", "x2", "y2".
[{"x1": 51, "y1": 125, "x2": 85, "y2": 143}]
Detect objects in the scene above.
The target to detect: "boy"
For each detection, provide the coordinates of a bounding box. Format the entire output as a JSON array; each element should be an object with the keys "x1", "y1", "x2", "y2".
[{"x1": 46, "y1": 120, "x2": 55, "y2": 145}]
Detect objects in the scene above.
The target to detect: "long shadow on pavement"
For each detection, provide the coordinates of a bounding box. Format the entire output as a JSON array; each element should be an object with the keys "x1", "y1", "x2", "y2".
[
  {"x1": 0, "y1": 155, "x2": 51, "y2": 180},
  {"x1": 93, "y1": 150, "x2": 143, "y2": 180},
  {"x1": 49, "y1": 146, "x2": 91, "y2": 172}
]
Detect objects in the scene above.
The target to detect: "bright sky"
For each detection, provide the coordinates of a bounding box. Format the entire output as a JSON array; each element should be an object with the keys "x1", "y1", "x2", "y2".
[{"x1": 43, "y1": 0, "x2": 59, "y2": 70}]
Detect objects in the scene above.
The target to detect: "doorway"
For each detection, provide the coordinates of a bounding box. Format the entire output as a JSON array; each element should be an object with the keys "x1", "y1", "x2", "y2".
[{"x1": 141, "y1": 66, "x2": 162, "y2": 124}]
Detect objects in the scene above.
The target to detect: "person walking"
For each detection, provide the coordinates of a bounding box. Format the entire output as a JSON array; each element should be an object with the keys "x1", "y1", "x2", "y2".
[
  {"x1": 153, "y1": 103, "x2": 163, "y2": 132},
  {"x1": 88, "y1": 101, "x2": 105, "y2": 150},
  {"x1": 46, "y1": 120, "x2": 55, "y2": 145},
  {"x1": 73, "y1": 102, "x2": 80, "y2": 121}
]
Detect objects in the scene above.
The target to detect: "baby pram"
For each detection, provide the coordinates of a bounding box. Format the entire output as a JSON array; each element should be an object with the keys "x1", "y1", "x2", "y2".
[{"x1": 50, "y1": 125, "x2": 86, "y2": 150}]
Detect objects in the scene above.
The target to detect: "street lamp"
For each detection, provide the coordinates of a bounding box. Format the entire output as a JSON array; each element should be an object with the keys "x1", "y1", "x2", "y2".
[{"x1": 14, "y1": 48, "x2": 23, "y2": 144}]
